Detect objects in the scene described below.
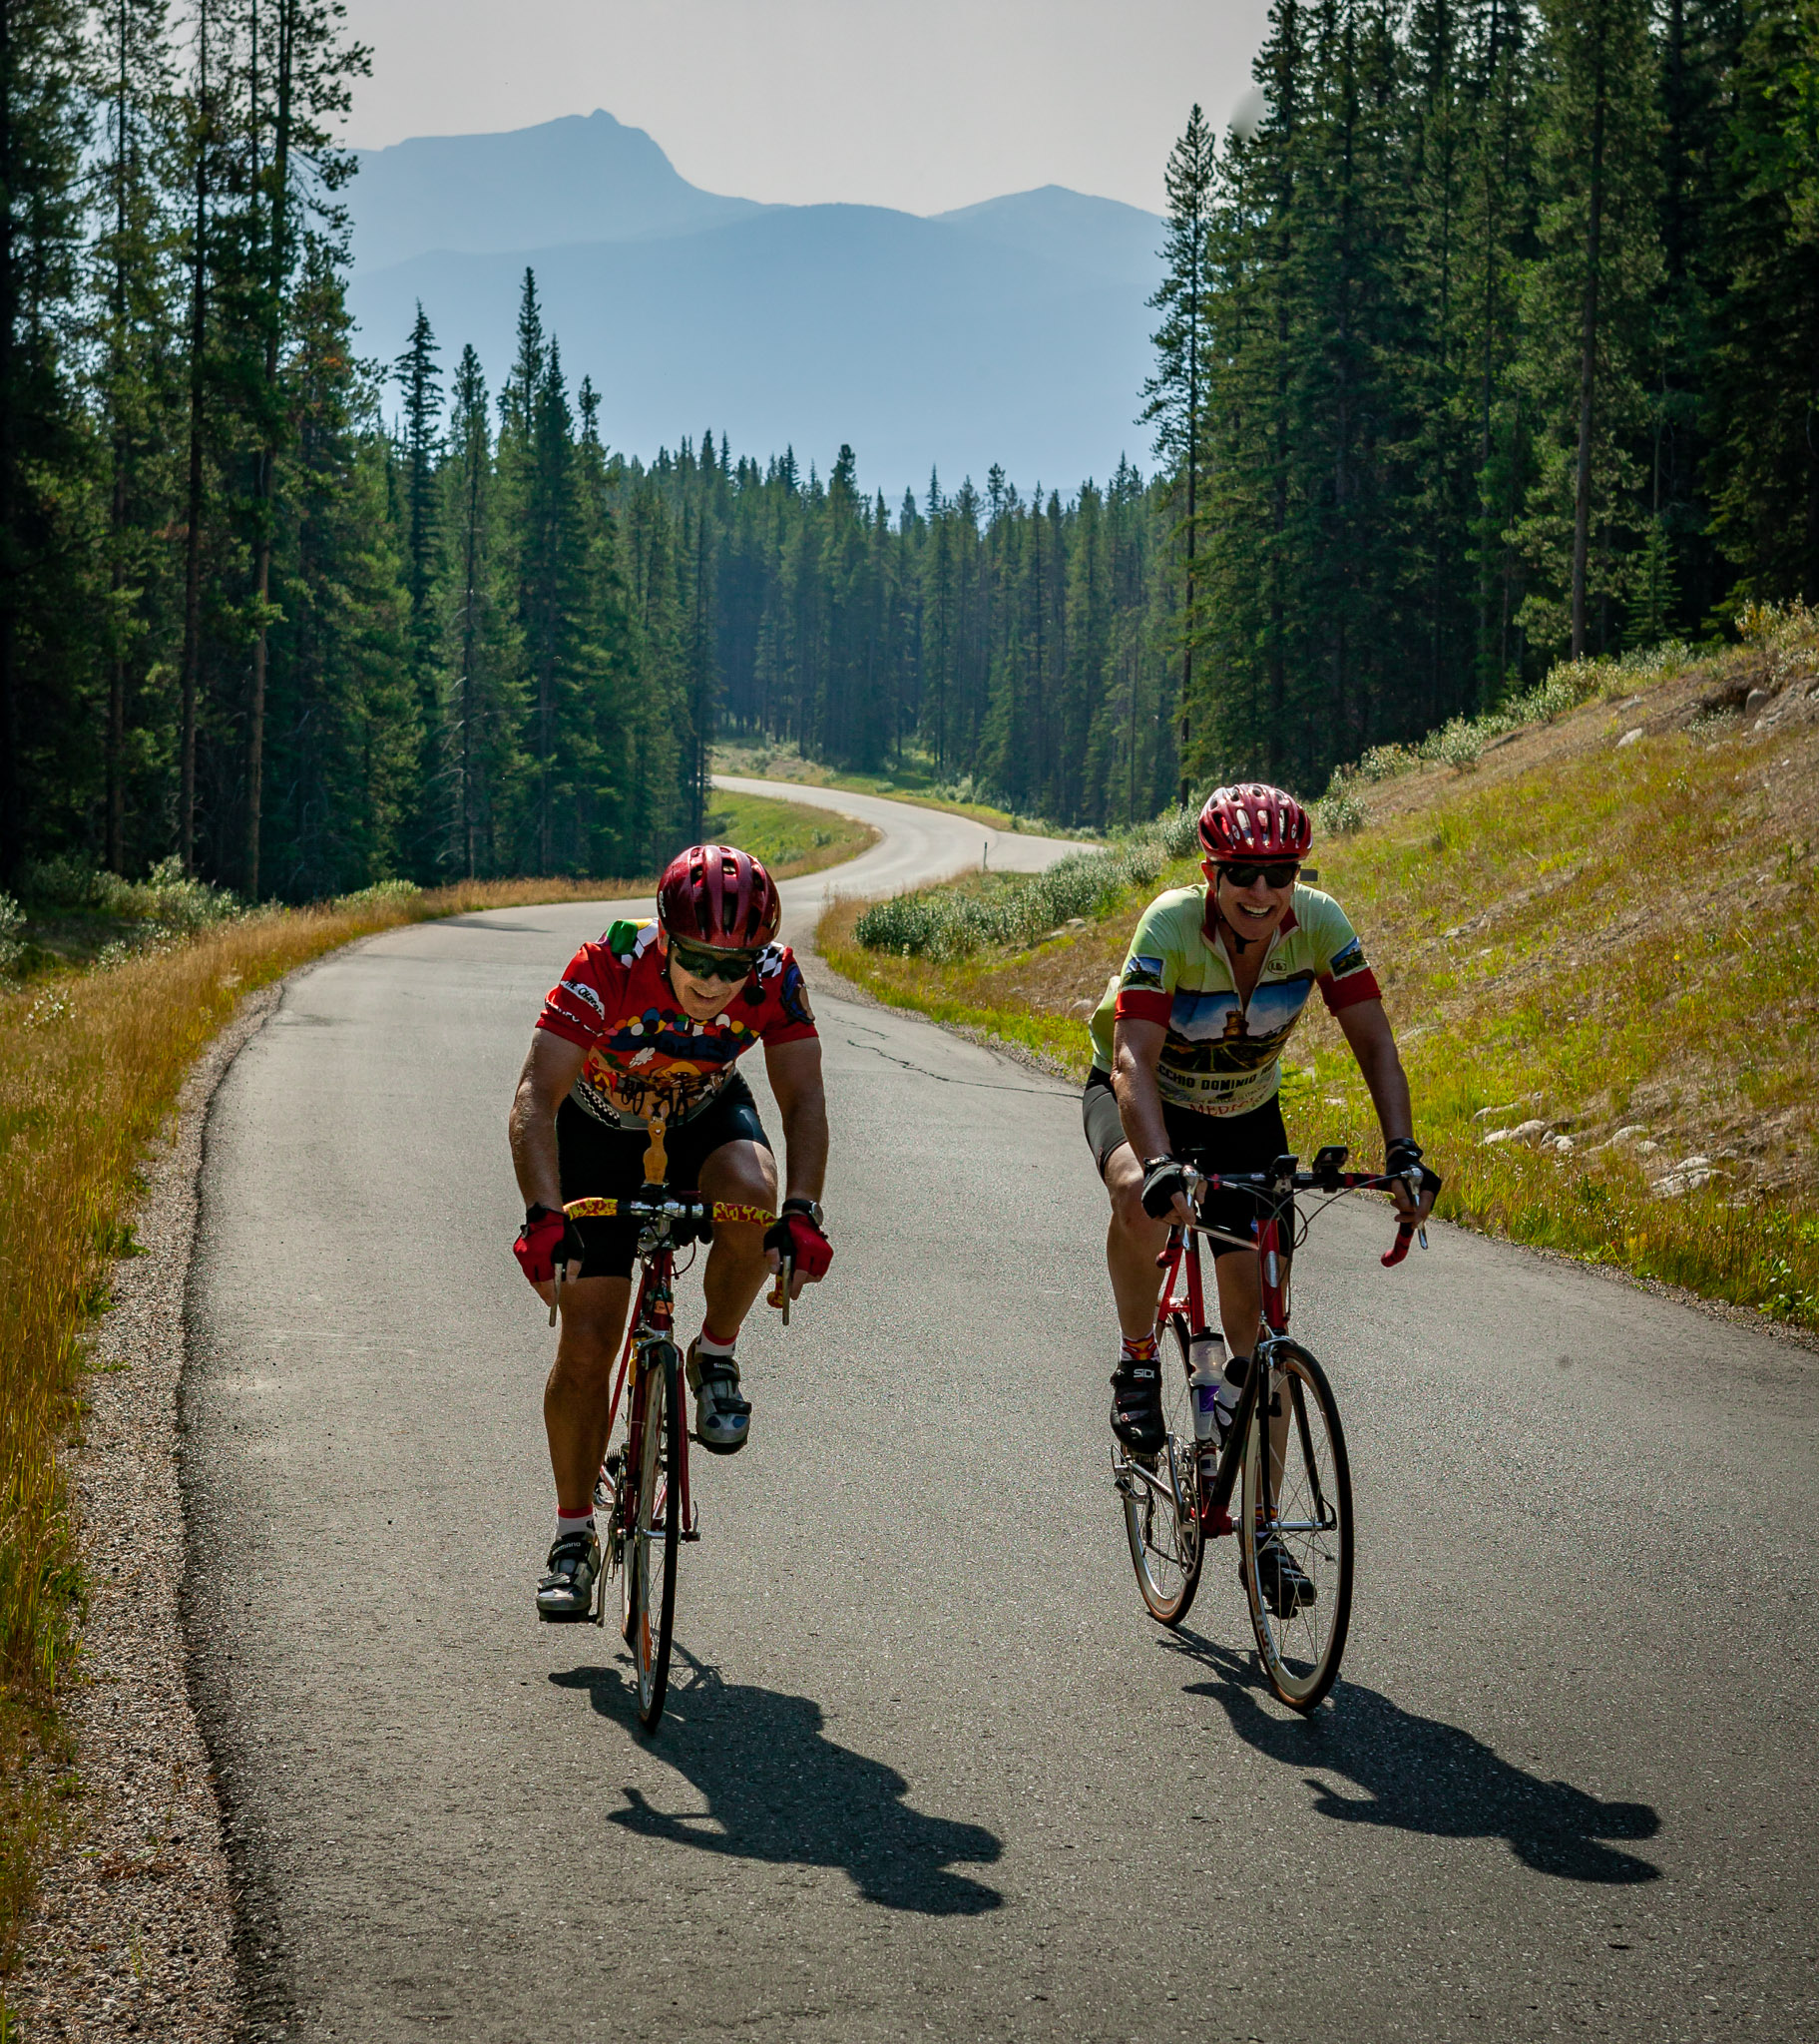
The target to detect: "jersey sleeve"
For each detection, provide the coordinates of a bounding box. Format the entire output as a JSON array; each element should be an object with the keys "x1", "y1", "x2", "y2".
[
  {"x1": 1111, "y1": 894, "x2": 1184, "y2": 1027},
  {"x1": 535, "y1": 941, "x2": 619, "y2": 1047},
  {"x1": 747, "y1": 943, "x2": 819, "y2": 1046},
  {"x1": 1310, "y1": 896, "x2": 1383, "y2": 1012}
]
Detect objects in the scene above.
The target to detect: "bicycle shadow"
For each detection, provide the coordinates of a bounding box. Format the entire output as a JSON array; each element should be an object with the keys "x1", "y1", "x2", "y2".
[
  {"x1": 1166, "y1": 1631, "x2": 1661, "y2": 1885},
  {"x1": 550, "y1": 1649, "x2": 1004, "y2": 1916}
]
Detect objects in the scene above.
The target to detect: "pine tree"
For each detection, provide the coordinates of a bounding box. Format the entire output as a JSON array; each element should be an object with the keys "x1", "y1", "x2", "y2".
[
  {"x1": 0, "y1": 0, "x2": 93, "y2": 877},
  {"x1": 391, "y1": 299, "x2": 441, "y2": 871},
  {"x1": 1516, "y1": 0, "x2": 1662, "y2": 660},
  {"x1": 1142, "y1": 104, "x2": 1217, "y2": 800}
]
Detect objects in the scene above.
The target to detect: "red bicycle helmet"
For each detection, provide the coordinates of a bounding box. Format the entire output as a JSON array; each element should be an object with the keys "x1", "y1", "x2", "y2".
[
  {"x1": 1196, "y1": 782, "x2": 1313, "y2": 862},
  {"x1": 657, "y1": 843, "x2": 781, "y2": 948}
]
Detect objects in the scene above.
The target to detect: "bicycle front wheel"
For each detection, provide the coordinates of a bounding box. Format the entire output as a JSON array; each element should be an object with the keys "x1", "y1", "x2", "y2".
[
  {"x1": 1239, "y1": 1340, "x2": 1353, "y2": 1711},
  {"x1": 629, "y1": 1341, "x2": 682, "y2": 1729},
  {"x1": 1119, "y1": 1312, "x2": 1205, "y2": 1627}
]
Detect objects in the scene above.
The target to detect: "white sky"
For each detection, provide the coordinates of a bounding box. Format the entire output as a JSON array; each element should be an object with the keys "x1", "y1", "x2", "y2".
[{"x1": 342, "y1": 0, "x2": 1274, "y2": 215}]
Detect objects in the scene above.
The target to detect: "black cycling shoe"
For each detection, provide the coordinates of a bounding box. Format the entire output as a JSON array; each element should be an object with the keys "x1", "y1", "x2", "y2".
[
  {"x1": 1246, "y1": 1532, "x2": 1315, "y2": 1618},
  {"x1": 536, "y1": 1529, "x2": 601, "y2": 1622},
  {"x1": 1109, "y1": 1354, "x2": 1166, "y2": 1456}
]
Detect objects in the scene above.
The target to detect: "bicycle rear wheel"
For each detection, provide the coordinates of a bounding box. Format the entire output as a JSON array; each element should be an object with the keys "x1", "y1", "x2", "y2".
[
  {"x1": 1119, "y1": 1312, "x2": 1205, "y2": 1626},
  {"x1": 628, "y1": 1342, "x2": 682, "y2": 1729},
  {"x1": 1239, "y1": 1340, "x2": 1353, "y2": 1711}
]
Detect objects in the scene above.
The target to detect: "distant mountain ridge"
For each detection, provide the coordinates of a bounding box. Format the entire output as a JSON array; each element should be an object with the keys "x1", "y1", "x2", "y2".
[{"x1": 345, "y1": 110, "x2": 1161, "y2": 496}]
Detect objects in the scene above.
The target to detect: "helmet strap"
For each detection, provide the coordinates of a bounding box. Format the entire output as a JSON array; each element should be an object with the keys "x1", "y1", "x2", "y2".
[{"x1": 1210, "y1": 872, "x2": 1261, "y2": 951}]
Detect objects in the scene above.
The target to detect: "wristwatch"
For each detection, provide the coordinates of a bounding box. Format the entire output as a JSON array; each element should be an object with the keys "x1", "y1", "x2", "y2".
[{"x1": 782, "y1": 1196, "x2": 825, "y2": 1230}]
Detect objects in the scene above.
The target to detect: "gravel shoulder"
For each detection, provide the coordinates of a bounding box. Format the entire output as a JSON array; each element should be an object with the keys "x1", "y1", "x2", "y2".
[{"x1": 10, "y1": 988, "x2": 281, "y2": 2041}]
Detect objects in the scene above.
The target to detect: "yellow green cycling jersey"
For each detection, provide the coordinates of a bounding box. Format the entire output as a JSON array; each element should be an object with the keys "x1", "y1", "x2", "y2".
[{"x1": 1088, "y1": 882, "x2": 1382, "y2": 1118}]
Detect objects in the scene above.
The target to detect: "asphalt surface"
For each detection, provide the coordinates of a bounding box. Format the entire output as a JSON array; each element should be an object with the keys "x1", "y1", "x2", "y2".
[{"x1": 186, "y1": 785, "x2": 1818, "y2": 2042}]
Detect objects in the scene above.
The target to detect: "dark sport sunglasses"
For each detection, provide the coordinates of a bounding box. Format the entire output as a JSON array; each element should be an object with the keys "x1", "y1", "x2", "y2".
[
  {"x1": 669, "y1": 939, "x2": 760, "y2": 984},
  {"x1": 1217, "y1": 860, "x2": 1301, "y2": 890}
]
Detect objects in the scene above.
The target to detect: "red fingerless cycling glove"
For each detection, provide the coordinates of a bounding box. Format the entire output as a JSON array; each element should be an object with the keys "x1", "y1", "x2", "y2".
[
  {"x1": 514, "y1": 1205, "x2": 584, "y2": 1287},
  {"x1": 764, "y1": 1209, "x2": 832, "y2": 1279}
]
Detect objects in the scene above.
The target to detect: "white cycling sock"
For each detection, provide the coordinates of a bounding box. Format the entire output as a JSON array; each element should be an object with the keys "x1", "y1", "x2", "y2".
[
  {"x1": 696, "y1": 1322, "x2": 737, "y2": 1359},
  {"x1": 555, "y1": 1504, "x2": 595, "y2": 1545}
]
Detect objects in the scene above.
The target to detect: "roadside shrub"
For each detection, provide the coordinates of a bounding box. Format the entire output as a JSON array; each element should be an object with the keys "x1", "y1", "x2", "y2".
[
  {"x1": 0, "y1": 893, "x2": 23, "y2": 978},
  {"x1": 858, "y1": 836, "x2": 1173, "y2": 958},
  {"x1": 333, "y1": 878, "x2": 421, "y2": 911},
  {"x1": 1421, "y1": 717, "x2": 1485, "y2": 771},
  {"x1": 1315, "y1": 781, "x2": 1370, "y2": 834},
  {"x1": 17, "y1": 853, "x2": 240, "y2": 936},
  {"x1": 1355, "y1": 742, "x2": 1421, "y2": 783}
]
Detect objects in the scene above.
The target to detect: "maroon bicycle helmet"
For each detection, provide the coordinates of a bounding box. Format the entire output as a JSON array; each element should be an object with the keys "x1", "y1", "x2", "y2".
[
  {"x1": 1196, "y1": 782, "x2": 1313, "y2": 862},
  {"x1": 657, "y1": 843, "x2": 781, "y2": 948}
]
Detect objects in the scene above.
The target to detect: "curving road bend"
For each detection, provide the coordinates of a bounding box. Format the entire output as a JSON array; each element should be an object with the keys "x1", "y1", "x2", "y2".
[{"x1": 185, "y1": 784, "x2": 1817, "y2": 2042}]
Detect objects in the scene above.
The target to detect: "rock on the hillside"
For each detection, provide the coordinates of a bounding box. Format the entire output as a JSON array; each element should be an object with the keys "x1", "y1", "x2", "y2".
[
  {"x1": 1616, "y1": 727, "x2": 1644, "y2": 749},
  {"x1": 1484, "y1": 1118, "x2": 1550, "y2": 1147},
  {"x1": 1651, "y1": 1155, "x2": 1727, "y2": 1198},
  {"x1": 1745, "y1": 687, "x2": 1770, "y2": 716}
]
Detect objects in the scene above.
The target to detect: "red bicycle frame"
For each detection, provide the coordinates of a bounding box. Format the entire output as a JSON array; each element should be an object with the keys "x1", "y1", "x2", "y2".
[{"x1": 600, "y1": 1250, "x2": 698, "y2": 1552}]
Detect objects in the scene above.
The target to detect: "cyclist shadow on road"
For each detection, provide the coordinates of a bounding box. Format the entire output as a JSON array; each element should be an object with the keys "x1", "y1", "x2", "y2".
[
  {"x1": 551, "y1": 1650, "x2": 1004, "y2": 1916},
  {"x1": 1166, "y1": 1632, "x2": 1660, "y2": 1885}
]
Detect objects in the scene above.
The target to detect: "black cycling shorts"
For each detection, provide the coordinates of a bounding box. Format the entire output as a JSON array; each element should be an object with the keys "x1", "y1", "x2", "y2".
[
  {"x1": 557, "y1": 1072, "x2": 771, "y2": 1280},
  {"x1": 1083, "y1": 1066, "x2": 1290, "y2": 1258}
]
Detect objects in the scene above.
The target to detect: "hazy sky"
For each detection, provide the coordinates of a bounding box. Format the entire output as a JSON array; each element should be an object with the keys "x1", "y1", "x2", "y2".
[{"x1": 343, "y1": 0, "x2": 1274, "y2": 215}]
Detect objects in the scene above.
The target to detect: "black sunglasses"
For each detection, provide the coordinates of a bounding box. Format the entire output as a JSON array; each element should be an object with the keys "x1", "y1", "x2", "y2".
[
  {"x1": 1218, "y1": 860, "x2": 1301, "y2": 889},
  {"x1": 670, "y1": 939, "x2": 760, "y2": 984}
]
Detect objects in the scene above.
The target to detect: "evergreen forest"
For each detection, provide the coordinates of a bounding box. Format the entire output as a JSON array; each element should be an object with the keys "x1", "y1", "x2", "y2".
[{"x1": 1, "y1": 0, "x2": 1814, "y2": 897}]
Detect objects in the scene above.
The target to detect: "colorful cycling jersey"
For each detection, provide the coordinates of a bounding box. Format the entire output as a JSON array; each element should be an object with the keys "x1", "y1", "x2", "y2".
[
  {"x1": 1088, "y1": 883, "x2": 1381, "y2": 1118},
  {"x1": 536, "y1": 918, "x2": 817, "y2": 1128}
]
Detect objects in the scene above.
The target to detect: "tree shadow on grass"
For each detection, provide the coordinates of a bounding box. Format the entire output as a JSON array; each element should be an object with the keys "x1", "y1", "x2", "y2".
[
  {"x1": 551, "y1": 1648, "x2": 1003, "y2": 1915},
  {"x1": 1165, "y1": 1631, "x2": 1661, "y2": 1884}
]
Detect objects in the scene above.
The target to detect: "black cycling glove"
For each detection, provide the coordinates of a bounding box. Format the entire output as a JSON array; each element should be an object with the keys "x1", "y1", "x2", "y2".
[
  {"x1": 1385, "y1": 1137, "x2": 1443, "y2": 1202},
  {"x1": 1139, "y1": 1155, "x2": 1191, "y2": 1220}
]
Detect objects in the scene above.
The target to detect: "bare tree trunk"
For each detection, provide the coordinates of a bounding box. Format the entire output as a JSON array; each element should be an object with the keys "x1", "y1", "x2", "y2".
[
  {"x1": 1571, "y1": 51, "x2": 1606, "y2": 663},
  {"x1": 245, "y1": 0, "x2": 293, "y2": 899},
  {"x1": 179, "y1": 0, "x2": 211, "y2": 872},
  {"x1": 0, "y1": 1, "x2": 21, "y2": 880}
]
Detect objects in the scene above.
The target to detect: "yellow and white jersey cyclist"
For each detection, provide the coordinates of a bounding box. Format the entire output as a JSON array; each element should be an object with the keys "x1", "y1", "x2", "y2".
[{"x1": 1083, "y1": 782, "x2": 1439, "y2": 1612}]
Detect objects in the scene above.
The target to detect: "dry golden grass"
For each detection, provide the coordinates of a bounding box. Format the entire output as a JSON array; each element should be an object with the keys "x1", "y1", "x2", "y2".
[{"x1": 824, "y1": 623, "x2": 1819, "y2": 1332}]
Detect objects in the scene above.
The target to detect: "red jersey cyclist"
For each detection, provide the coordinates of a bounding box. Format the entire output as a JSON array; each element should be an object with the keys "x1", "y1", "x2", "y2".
[
  {"x1": 1086, "y1": 784, "x2": 1439, "y2": 1591},
  {"x1": 508, "y1": 843, "x2": 833, "y2": 1621}
]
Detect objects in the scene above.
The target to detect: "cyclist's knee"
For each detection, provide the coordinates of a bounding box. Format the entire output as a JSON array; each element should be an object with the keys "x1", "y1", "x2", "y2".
[{"x1": 1105, "y1": 1154, "x2": 1158, "y2": 1240}]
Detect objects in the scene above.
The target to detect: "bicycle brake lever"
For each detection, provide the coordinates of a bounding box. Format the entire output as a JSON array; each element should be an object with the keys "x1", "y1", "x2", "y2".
[
  {"x1": 549, "y1": 1263, "x2": 562, "y2": 1327},
  {"x1": 767, "y1": 1255, "x2": 794, "y2": 1325}
]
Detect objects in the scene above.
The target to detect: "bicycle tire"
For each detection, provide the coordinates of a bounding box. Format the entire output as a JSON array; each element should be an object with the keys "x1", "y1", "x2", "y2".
[
  {"x1": 1120, "y1": 1311, "x2": 1206, "y2": 1627},
  {"x1": 1238, "y1": 1340, "x2": 1353, "y2": 1711},
  {"x1": 629, "y1": 1342, "x2": 682, "y2": 1730}
]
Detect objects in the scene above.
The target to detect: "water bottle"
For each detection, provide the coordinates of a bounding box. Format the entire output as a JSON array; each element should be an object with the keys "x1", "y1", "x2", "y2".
[{"x1": 1188, "y1": 1328, "x2": 1227, "y2": 1443}]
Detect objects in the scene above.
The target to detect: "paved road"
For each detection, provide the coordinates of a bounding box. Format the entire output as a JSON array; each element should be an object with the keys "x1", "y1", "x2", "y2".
[{"x1": 186, "y1": 790, "x2": 1817, "y2": 2042}]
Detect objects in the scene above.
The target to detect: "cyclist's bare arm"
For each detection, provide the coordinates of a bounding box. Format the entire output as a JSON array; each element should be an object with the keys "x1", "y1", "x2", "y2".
[
  {"x1": 763, "y1": 1036, "x2": 829, "y2": 1208},
  {"x1": 509, "y1": 1030, "x2": 587, "y2": 1245},
  {"x1": 1333, "y1": 998, "x2": 1435, "y2": 1222},
  {"x1": 761, "y1": 1036, "x2": 829, "y2": 1295},
  {"x1": 1112, "y1": 1017, "x2": 1193, "y2": 1225}
]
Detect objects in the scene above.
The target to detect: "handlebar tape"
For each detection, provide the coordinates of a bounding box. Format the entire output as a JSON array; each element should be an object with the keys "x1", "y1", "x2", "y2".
[
  {"x1": 1381, "y1": 1221, "x2": 1415, "y2": 1269},
  {"x1": 563, "y1": 1197, "x2": 776, "y2": 1225}
]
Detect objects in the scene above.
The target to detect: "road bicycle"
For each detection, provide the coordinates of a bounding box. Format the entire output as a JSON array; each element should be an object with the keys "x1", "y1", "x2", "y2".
[
  {"x1": 1113, "y1": 1144, "x2": 1429, "y2": 1712},
  {"x1": 554, "y1": 1180, "x2": 792, "y2": 1733}
]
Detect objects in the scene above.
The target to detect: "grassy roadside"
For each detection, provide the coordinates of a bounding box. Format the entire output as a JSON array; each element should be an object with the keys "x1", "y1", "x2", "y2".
[
  {"x1": 822, "y1": 622, "x2": 1819, "y2": 1334},
  {"x1": 705, "y1": 787, "x2": 877, "y2": 877},
  {"x1": 0, "y1": 787, "x2": 865, "y2": 1989},
  {"x1": 713, "y1": 739, "x2": 1083, "y2": 838}
]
